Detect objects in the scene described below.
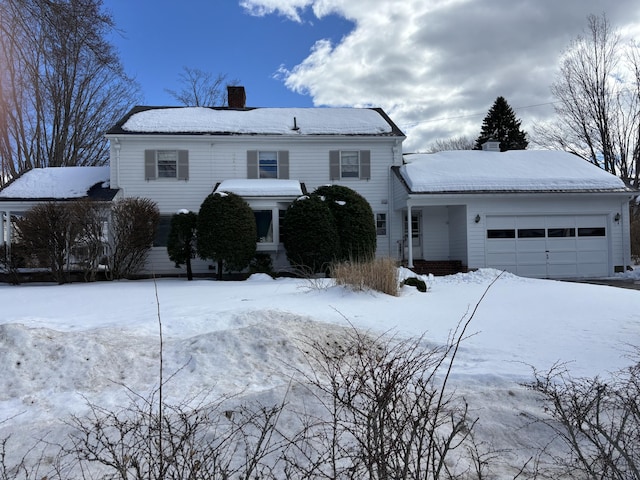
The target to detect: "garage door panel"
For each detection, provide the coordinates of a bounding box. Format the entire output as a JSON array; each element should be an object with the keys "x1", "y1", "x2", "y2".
[
  {"x1": 548, "y1": 264, "x2": 579, "y2": 277},
  {"x1": 486, "y1": 240, "x2": 516, "y2": 253},
  {"x1": 485, "y1": 215, "x2": 609, "y2": 278},
  {"x1": 517, "y1": 264, "x2": 548, "y2": 277}
]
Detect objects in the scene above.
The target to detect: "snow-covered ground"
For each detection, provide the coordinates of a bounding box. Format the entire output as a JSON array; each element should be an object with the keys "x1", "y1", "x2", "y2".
[{"x1": 1, "y1": 268, "x2": 639, "y2": 476}]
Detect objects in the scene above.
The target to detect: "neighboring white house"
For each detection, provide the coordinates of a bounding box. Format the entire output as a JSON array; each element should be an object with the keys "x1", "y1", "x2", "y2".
[
  {"x1": 393, "y1": 146, "x2": 635, "y2": 278},
  {"x1": 0, "y1": 166, "x2": 114, "y2": 250},
  {"x1": 104, "y1": 87, "x2": 406, "y2": 274}
]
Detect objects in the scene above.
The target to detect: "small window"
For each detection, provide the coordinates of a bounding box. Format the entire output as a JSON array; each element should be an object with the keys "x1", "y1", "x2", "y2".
[
  {"x1": 487, "y1": 229, "x2": 515, "y2": 239},
  {"x1": 258, "y1": 152, "x2": 278, "y2": 179},
  {"x1": 153, "y1": 215, "x2": 172, "y2": 247},
  {"x1": 548, "y1": 228, "x2": 575, "y2": 237},
  {"x1": 376, "y1": 213, "x2": 387, "y2": 236},
  {"x1": 254, "y1": 210, "x2": 273, "y2": 243},
  {"x1": 145, "y1": 150, "x2": 188, "y2": 180},
  {"x1": 578, "y1": 227, "x2": 606, "y2": 237},
  {"x1": 341, "y1": 151, "x2": 360, "y2": 178},
  {"x1": 157, "y1": 151, "x2": 178, "y2": 178},
  {"x1": 517, "y1": 228, "x2": 545, "y2": 238}
]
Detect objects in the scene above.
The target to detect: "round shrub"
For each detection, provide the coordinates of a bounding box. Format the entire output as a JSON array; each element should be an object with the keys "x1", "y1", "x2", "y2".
[
  {"x1": 197, "y1": 192, "x2": 256, "y2": 279},
  {"x1": 282, "y1": 195, "x2": 339, "y2": 274},
  {"x1": 313, "y1": 185, "x2": 376, "y2": 262}
]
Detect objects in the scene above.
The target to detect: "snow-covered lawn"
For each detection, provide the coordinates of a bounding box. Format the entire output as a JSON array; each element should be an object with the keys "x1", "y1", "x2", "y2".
[{"x1": 1, "y1": 268, "x2": 639, "y2": 475}]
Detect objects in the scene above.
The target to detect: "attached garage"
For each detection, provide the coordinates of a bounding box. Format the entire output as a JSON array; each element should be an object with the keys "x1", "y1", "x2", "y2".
[
  {"x1": 392, "y1": 149, "x2": 636, "y2": 279},
  {"x1": 485, "y1": 215, "x2": 609, "y2": 278}
]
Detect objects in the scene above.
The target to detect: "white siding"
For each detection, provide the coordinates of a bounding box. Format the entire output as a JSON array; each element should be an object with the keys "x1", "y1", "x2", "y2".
[
  {"x1": 110, "y1": 135, "x2": 400, "y2": 274},
  {"x1": 448, "y1": 205, "x2": 468, "y2": 265}
]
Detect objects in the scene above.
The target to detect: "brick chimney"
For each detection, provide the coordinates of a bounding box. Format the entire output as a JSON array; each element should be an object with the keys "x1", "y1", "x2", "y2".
[{"x1": 227, "y1": 86, "x2": 246, "y2": 108}]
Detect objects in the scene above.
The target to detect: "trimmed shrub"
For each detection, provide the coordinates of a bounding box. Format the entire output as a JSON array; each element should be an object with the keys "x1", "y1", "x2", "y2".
[
  {"x1": 197, "y1": 192, "x2": 256, "y2": 280},
  {"x1": 313, "y1": 185, "x2": 376, "y2": 262},
  {"x1": 283, "y1": 195, "x2": 339, "y2": 274},
  {"x1": 107, "y1": 197, "x2": 159, "y2": 280},
  {"x1": 249, "y1": 253, "x2": 274, "y2": 277},
  {"x1": 167, "y1": 210, "x2": 198, "y2": 280},
  {"x1": 631, "y1": 203, "x2": 640, "y2": 263},
  {"x1": 402, "y1": 276, "x2": 427, "y2": 293},
  {"x1": 332, "y1": 257, "x2": 399, "y2": 296}
]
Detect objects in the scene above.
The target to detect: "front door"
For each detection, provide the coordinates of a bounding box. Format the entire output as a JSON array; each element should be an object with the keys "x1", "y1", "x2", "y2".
[{"x1": 404, "y1": 212, "x2": 422, "y2": 259}]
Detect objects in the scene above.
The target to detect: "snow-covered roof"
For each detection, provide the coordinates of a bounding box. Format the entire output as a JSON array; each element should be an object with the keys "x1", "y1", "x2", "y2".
[
  {"x1": 0, "y1": 166, "x2": 111, "y2": 200},
  {"x1": 110, "y1": 106, "x2": 403, "y2": 136},
  {"x1": 216, "y1": 179, "x2": 304, "y2": 197},
  {"x1": 400, "y1": 150, "x2": 631, "y2": 193}
]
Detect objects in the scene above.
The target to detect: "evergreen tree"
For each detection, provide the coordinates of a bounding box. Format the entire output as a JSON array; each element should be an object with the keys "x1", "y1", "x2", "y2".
[
  {"x1": 197, "y1": 192, "x2": 256, "y2": 280},
  {"x1": 313, "y1": 185, "x2": 376, "y2": 262},
  {"x1": 167, "y1": 210, "x2": 198, "y2": 280},
  {"x1": 474, "y1": 96, "x2": 528, "y2": 151},
  {"x1": 282, "y1": 195, "x2": 339, "y2": 274}
]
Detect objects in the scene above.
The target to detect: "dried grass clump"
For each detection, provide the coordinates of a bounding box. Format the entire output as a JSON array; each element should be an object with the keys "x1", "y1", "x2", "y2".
[{"x1": 332, "y1": 257, "x2": 399, "y2": 296}]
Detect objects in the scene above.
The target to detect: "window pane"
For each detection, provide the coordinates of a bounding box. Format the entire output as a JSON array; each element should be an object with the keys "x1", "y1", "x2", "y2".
[
  {"x1": 259, "y1": 151, "x2": 278, "y2": 179},
  {"x1": 578, "y1": 227, "x2": 606, "y2": 237},
  {"x1": 376, "y1": 213, "x2": 387, "y2": 236},
  {"x1": 157, "y1": 150, "x2": 177, "y2": 178},
  {"x1": 153, "y1": 215, "x2": 172, "y2": 247},
  {"x1": 548, "y1": 228, "x2": 575, "y2": 237},
  {"x1": 487, "y1": 229, "x2": 515, "y2": 239},
  {"x1": 341, "y1": 151, "x2": 359, "y2": 178},
  {"x1": 517, "y1": 228, "x2": 545, "y2": 238},
  {"x1": 254, "y1": 210, "x2": 273, "y2": 243}
]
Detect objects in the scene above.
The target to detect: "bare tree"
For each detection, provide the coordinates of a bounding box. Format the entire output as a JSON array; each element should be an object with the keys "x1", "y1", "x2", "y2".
[
  {"x1": 0, "y1": 0, "x2": 140, "y2": 185},
  {"x1": 427, "y1": 135, "x2": 475, "y2": 153},
  {"x1": 535, "y1": 14, "x2": 640, "y2": 187},
  {"x1": 166, "y1": 67, "x2": 239, "y2": 106}
]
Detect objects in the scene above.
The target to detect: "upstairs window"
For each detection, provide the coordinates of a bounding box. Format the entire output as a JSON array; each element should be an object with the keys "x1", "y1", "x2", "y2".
[
  {"x1": 157, "y1": 150, "x2": 177, "y2": 178},
  {"x1": 258, "y1": 151, "x2": 278, "y2": 179},
  {"x1": 340, "y1": 151, "x2": 360, "y2": 178},
  {"x1": 247, "y1": 151, "x2": 289, "y2": 179},
  {"x1": 329, "y1": 150, "x2": 371, "y2": 180},
  {"x1": 145, "y1": 150, "x2": 189, "y2": 180}
]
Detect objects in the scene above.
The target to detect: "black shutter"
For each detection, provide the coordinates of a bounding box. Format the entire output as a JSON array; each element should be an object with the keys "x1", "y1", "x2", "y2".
[
  {"x1": 177, "y1": 150, "x2": 189, "y2": 180},
  {"x1": 247, "y1": 150, "x2": 258, "y2": 179},
  {"x1": 329, "y1": 150, "x2": 340, "y2": 180},
  {"x1": 144, "y1": 150, "x2": 156, "y2": 180},
  {"x1": 278, "y1": 151, "x2": 289, "y2": 179},
  {"x1": 360, "y1": 150, "x2": 371, "y2": 180}
]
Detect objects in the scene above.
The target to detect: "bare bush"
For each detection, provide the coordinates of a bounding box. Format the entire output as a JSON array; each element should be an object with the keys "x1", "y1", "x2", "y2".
[
  {"x1": 65, "y1": 390, "x2": 287, "y2": 480},
  {"x1": 70, "y1": 200, "x2": 109, "y2": 282},
  {"x1": 332, "y1": 257, "x2": 399, "y2": 296},
  {"x1": 284, "y1": 318, "x2": 477, "y2": 479},
  {"x1": 527, "y1": 358, "x2": 640, "y2": 479},
  {"x1": 106, "y1": 198, "x2": 159, "y2": 280},
  {"x1": 13, "y1": 202, "x2": 76, "y2": 284}
]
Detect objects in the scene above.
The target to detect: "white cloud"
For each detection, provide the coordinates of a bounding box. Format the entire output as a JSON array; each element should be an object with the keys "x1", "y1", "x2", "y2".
[{"x1": 243, "y1": 0, "x2": 640, "y2": 151}]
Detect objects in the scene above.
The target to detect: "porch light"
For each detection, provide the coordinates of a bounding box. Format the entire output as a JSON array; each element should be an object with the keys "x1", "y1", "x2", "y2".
[
  {"x1": 475, "y1": 214, "x2": 481, "y2": 223},
  {"x1": 614, "y1": 212, "x2": 621, "y2": 223}
]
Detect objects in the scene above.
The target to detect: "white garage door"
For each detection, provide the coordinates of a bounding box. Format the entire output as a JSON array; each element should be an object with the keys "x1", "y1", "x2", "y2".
[{"x1": 485, "y1": 215, "x2": 609, "y2": 278}]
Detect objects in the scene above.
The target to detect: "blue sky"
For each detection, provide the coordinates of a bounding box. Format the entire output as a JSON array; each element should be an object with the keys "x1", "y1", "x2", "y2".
[
  {"x1": 105, "y1": 1, "x2": 351, "y2": 108},
  {"x1": 104, "y1": 1, "x2": 640, "y2": 151}
]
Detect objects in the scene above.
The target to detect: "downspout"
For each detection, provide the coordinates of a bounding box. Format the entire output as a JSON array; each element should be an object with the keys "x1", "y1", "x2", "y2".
[
  {"x1": 0, "y1": 211, "x2": 4, "y2": 247},
  {"x1": 407, "y1": 202, "x2": 414, "y2": 268},
  {"x1": 113, "y1": 138, "x2": 123, "y2": 196}
]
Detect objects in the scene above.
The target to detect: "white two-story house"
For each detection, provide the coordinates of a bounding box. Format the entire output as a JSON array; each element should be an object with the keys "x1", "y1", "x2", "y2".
[{"x1": 104, "y1": 86, "x2": 406, "y2": 275}]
